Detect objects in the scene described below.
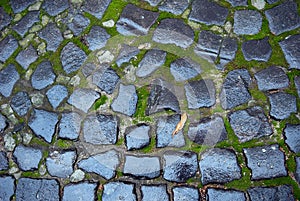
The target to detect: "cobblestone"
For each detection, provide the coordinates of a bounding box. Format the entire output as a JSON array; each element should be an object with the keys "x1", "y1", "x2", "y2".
[
  {"x1": 173, "y1": 186, "x2": 199, "y2": 201},
  {"x1": 13, "y1": 145, "x2": 42, "y2": 171},
  {"x1": 31, "y1": 61, "x2": 56, "y2": 90},
  {"x1": 207, "y1": 188, "x2": 246, "y2": 201},
  {"x1": 242, "y1": 37, "x2": 272, "y2": 62},
  {"x1": 0, "y1": 176, "x2": 15, "y2": 201},
  {"x1": 63, "y1": 182, "x2": 97, "y2": 201},
  {"x1": 11, "y1": 91, "x2": 32, "y2": 116},
  {"x1": 141, "y1": 185, "x2": 169, "y2": 201},
  {"x1": 16, "y1": 45, "x2": 38, "y2": 70}
]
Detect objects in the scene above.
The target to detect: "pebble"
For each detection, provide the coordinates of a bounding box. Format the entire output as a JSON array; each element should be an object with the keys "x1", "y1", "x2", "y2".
[{"x1": 102, "y1": 19, "x2": 115, "y2": 27}]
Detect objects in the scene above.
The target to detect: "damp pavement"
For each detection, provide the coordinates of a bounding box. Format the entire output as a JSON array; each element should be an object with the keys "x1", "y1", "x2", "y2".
[{"x1": 0, "y1": 0, "x2": 300, "y2": 200}]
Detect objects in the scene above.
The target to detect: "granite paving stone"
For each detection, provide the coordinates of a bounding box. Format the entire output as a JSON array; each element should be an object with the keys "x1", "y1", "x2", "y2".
[
  {"x1": 248, "y1": 185, "x2": 295, "y2": 201},
  {"x1": 42, "y1": 0, "x2": 69, "y2": 16},
  {"x1": 92, "y1": 65, "x2": 120, "y2": 94},
  {"x1": 60, "y1": 42, "x2": 87, "y2": 74},
  {"x1": 279, "y1": 34, "x2": 300, "y2": 69},
  {"x1": 0, "y1": 176, "x2": 15, "y2": 201},
  {"x1": 146, "y1": 79, "x2": 180, "y2": 115},
  {"x1": 234, "y1": 10, "x2": 262, "y2": 35},
  {"x1": 207, "y1": 188, "x2": 246, "y2": 201},
  {"x1": 46, "y1": 85, "x2": 68, "y2": 109},
  {"x1": 268, "y1": 92, "x2": 297, "y2": 120},
  {"x1": 82, "y1": 0, "x2": 111, "y2": 19},
  {"x1": 244, "y1": 144, "x2": 287, "y2": 180},
  {"x1": 31, "y1": 61, "x2": 56, "y2": 90},
  {"x1": 229, "y1": 106, "x2": 273, "y2": 142},
  {"x1": 172, "y1": 186, "x2": 199, "y2": 201},
  {"x1": 158, "y1": 0, "x2": 190, "y2": 15},
  {"x1": 156, "y1": 114, "x2": 185, "y2": 148},
  {"x1": 0, "y1": 151, "x2": 8, "y2": 171},
  {"x1": 111, "y1": 84, "x2": 138, "y2": 116},
  {"x1": 125, "y1": 124, "x2": 150, "y2": 150},
  {"x1": 265, "y1": 1, "x2": 300, "y2": 35},
  {"x1": 0, "y1": 64, "x2": 20, "y2": 98},
  {"x1": 188, "y1": 115, "x2": 227, "y2": 146},
  {"x1": 10, "y1": 91, "x2": 32, "y2": 116},
  {"x1": 220, "y1": 69, "x2": 252, "y2": 109},
  {"x1": 0, "y1": 35, "x2": 18, "y2": 62},
  {"x1": 225, "y1": 0, "x2": 247, "y2": 6},
  {"x1": 0, "y1": 7, "x2": 11, "y2": 31},
  {"x1": 67, "y1": 88, "x2": 100, "y2": 113},
  {"x1": 39, "y1": 23, "x2": 64, "y2": 52},
  {"x1": 123, "y1": 155, "x2": 160, "y2": 179},
  {"x1": 13, "y1": 145, "x2": 42, "y2": 171},
  {"x1": 59, "y1": 112, "x2": 82, "y2": 140},
  {"x1": 16, "y1": 45, "x2": 38, "y2": 70},
  {"x1": 141, "y1": 185, "x2": 169, "y2": 201},
  {"x1": 284, "y1": 124, "x2": 300, "y2": 153},
  {"x1": 117, "y1": 4, "x2": 159, "y2": 36},
  {"x1": 63, "y1": 183, "x2": 97, "y2": 201},
  {"x1": 16, "y1": 178, "x2": 59, "y2": 201},
  {"x1": 86, "y1": 26, "x2": 110, "y2": 51},
  {"x1": 185, "y1": 79, "x2": 215, "y2": 109},
  {"x1": 189, "y1": 0, "x2": 229, "y2": 25},
  {"x1": 83, "y1": 114, "x2": 118, "y2": 144},
  {"x1": 296, "y1": 157, "x2": 300, "y2": 184},
  {"x1": 28, "y1": 109, "x2": 59, "y2": 143},
  {"x1": 254, "y1": 66, "x2": 289, "y2": 91},
  {"x1": 46, "y1": 150, "x2": 76, "y2": 178},
  {"x1": 13, "y1": 11, "x2": 39, "y2": 37},
  {"x1": 102, "y1": 182, "x2": 137, "y2": 201},
  {"x1": 199, "y1": 148, "x2": 241, "y2": 184},
  {"x1": 294, "y1": 76, "x2": 300, "y2": 97},
  {"x1": 116, "y1": 44, "x2": 140, "y2": 66},
  {"x1": 163, "y1": 151, "x2": 198, "y2": 182},
  {"x1": 0, "y1": 113, "x2": 7, "y2": 132},
  {"x1": 10, "y1": 0, "x2": 36, "y2": 13},
  {"x1": 218, "y1": 36, "x2": 238, "y2": 62},
  {"x1": 152, "y1": 18, "x2": 194, "y2": 48},
  {"x1": 67, "y1": 14, "x2": 90, "y2": 36},
  {"x1": 136, "y1": 49, "x2": 166, "y2": 77},
  {"x1": 242, "y1": 37, "x2": 272, "y2": 62},
  {"x1": 78, "y1": 150, "x2": 120, "y2": 180},
  {"x1": 170, "y1": 58, "x2": 202, "y2": 81},
  {"x1": 81, "y1": 62, "x2": 96, "y2": 77}
]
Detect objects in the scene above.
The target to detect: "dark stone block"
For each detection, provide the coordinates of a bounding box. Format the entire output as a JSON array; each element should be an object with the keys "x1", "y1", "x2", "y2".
[
  {"x1": 207, "y1": 188, "x2": 246, "y2": 201},
  {"x1": 16, "y1": 178, "x2": 59, "y2": 201},
  {"x1": 0, "y1": 176, "x2": 15, "y2": 201},
  {"x1": 92, "y1": 65, "x2": 120, "y2": 94},
  {"x1": 188, "y1": 115, "x2": 227, "y2": 146},
  {"x1": 28, "y1": 109, "x2": 58, "y2": 143},
  {"x1": 199, "y1": 148, "x2": 241, "y2": 184},
  {"x1": 254, "y1": 66, "x2": 289, "y2": 91},
  {"x1": 125, "y1": 124, "x2": 150, "y2": 150},
  {"x1": 46, "y1": 85, "x2": 68, "y2": 109},
  {"x1": 0, "y1": 35, "x2": 18, "y2": 62},
  {"x1": 63, "y1": 183, "x2": 97, "y2": 201},
  {"x1": 31, "y1": 61, "x2": 56, "y2": 90},
  {"x1": 173, "y1": 186, "x2": 199, "y2": 201},
  {"x1": 141, "y1": 185, "x2": 169, "y2": 201},
  {"x1": 60, "y1": 42, "x2": 87, "y2": 74},
  {"x1": 86, "y1": 26, "x2": 110, "y2": 51},
  {"x1": 16, "y1": 45, "x2": 38, "y2": 70},
  {"x1": 67, "y1": 14, "x2": 90, "y2": 36},
  {"x1": 244, "y1": 144, "x2": 287, "y2": 180},
  {"x1": 0, "y1": 7, "x2": 12, "y2": 30},
  {"x1": 229, "y1": 106, "x2": 273, "y2": 142},
  {"x1": 189, "y1": 0, "x2": 229, "y2": 25},
  {"x1": 11, "y1": 91, "x2": 31, "y2": 116},
  {"x1": 0, "y1": 64, "x2": 19, "y2": 97},
  {"x1": 83, "y1": 114, "x2": 118, "y2": 145},
  {"x1": 284, "y1": 124, "x2": 300, "y2": 153},
  {"x1": 82, "y1": 0, "x2": 111, "y2": 19},
  {"x1": 153, "y1": 18, "x2": 194, "y2": 48},
  {"x1": 248, "y1": 185, "x2": 295, "y2": 201},
  {"x1": 102, "y1": 182, "x2": 136, "y2": 201},
  {"x1": 159, "y1": 0, "x2": 190, "y2": 15},
  {"x1": 39, "y1": 23, "x2": 64, "y2": 52},
  {"x1": 265, "y1": 1, "x2": 300, "y2": 35},
  {"x1": 59, "y1": 112, "x2": 82, "y2": 140},
  {"x1": 219, "y1": 36, "x2": 238, "y2": 61},
  {"x1": 268, "y1": 92, "x2": 297, "y2": 120},
  {"x1": 67, "y1": 88, "x2": 100, "y2": 113},
  {"x1": 13, "y1": 11, "x2": 39, "y2": 37},
  {"x1": 279, "y1": 34, "x2": 300, "y2": 69},
  {"x1": 117, "y1": 4, "x2": 159, "y2": 36},
  {"x1": 10, "y1": 0, "x2": 36, "y2": 13},
  {"x1": 170, "y1": 58, "x2": 202, "y2": 81},
  {"x1": 156, "y1": 114, "x2": 185, "y2": 148},
  {"x1": 234, "y1": 10, "x2": 262, "y2": 35},
  {"x1": 163, "y1": 151, "x2": 198, "y2": 182},
  {"x1": 42, "y1": 0, "x2": 69, "y2": 16},
  {"x1": 46, "y1": 151, "x2": 76, "y2": 178},
  {"x1": 242, "y1": 37, "x2": 272, "y2": 61},
  {"x1": 0, "y1": 151, "x2": 8, "y2": 171},
  {"x1": 13, "y1": 145, "x2": 42, "y2": 171},
  {"x1": 78, "y1": 150, "x2": 120, "y2": 180},
  {"x1": 185, "y1": 79, "x2": 215, "y2": 109}
]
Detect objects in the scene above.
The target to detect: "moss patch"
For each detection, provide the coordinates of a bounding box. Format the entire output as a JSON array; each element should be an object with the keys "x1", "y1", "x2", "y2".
[{"x1": 93, "y1": 95, "x2": 108, "y2": 110}]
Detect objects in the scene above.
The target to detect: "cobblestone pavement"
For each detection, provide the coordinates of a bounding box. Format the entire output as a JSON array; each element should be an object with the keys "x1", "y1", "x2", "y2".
[{"x1": 0, "y1": 0, "x2": 300, "y2": 200}]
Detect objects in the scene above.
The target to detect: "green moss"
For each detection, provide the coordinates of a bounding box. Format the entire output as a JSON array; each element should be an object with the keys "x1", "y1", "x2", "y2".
[
  {"x1": 93, "y1": 95, "x2": 108, "y2": 110},
  {"x1": 133, "y1": 85, "x2": 150, "y2": 119},
  {"x1": 55, "y1": 139, "x2": 74, "y2": 149},
  {"x1": 140, "y1": 136, "x2": 156, "y2": 153},
  {"x1": 116, "y1": 137, "x2": 124, "y2": 146},
  {"x1": 0, "y1": 0, "x2": 13, "y2": 14},
  {"x1": 21, "y1": 171, "x2": 41, "y2": 178},
  {"x1": 30, "y1": 137, "x2": 50, "y2": 147}
]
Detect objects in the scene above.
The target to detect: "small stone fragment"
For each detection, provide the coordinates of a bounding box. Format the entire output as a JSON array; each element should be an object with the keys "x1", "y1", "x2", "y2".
[
  {"x1": 70, "y1": 169, "x2": 85, "y2": 183},
  {"x1": 102, "y1": 19, "x2": 115, "y2": 28}
]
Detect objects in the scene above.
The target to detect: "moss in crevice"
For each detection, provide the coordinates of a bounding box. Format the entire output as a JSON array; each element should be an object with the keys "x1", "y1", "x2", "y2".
[
  {"x1": 93, "y1": 95, "x2": 108, "y2": 110},
  {"x1": 133, "y1": 85, "x2": 151, "y2": 121}
]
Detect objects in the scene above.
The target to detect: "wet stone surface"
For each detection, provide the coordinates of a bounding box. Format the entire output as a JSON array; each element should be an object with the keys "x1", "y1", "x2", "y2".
[
  {"x1": 0, "y1": 176, "x2": 15, "y2": 201},
  {"x1": 188, "y1": 115, "x2": 227, "y2": 146},
  {"x1": 141, "y1": 185, "x2": 169, "y2": 201},
  {"x1": 170, "y1": 58, "x2": 202, "y2": 82},
  {"x1": 102, "y1": 182, "x2": 136, "y2": 201},
  {"x1": 158, "y1": 0, "x2": 190, "y2": 15},
  {"x1": 173, "y1": 186, "x2": 199, "y2": 201},
  {"x1": 67, "y1": 88, "x2": 100, "y2": 113},
  {"x1": 125, "y1": 124, "x2": 150, "y2": 150},
  {"x1": 163, "y1": 151, "x2": 198, "y2": 182},
  {"x1": 248, "y1": 185, "x2": 295, "y2": 201},
  {"x1": 16, "y1": 178, "x2": 59, "y2": 201},
  {"x1": 59, "y1": 112, "x2": 82, "y2": 140},
  {"x1": 31, "y1": 61, "x2": 56, "y2": 90},
  {"x1": 13, "y1": 11, "x2": 39, "y2": 37},
  {"x1": 39, "y1": 23, "x2": 64, "y2": 52},
  {"x1": 153, "y1": 18, "x2": 194, "y2": 48},
  {"x1": 185, "y1": 79, "x2": 215, "y2": 109},
  {"x1": 46, "y1": 85, "x2": 68, "y2": 109},
  {"x1": 234, "y1": 10, "x2": 262, "y2": 35},
  {"x1": 46, "y1": 151, "x2": 76, "y2": 178},
  {"x1": 11, "y1": 91, "x2": 32, "y2": 116},
  {"x1": 279, "y1": 34, "x2": 300, "y2": 69},
  {"x1": 242, "y1": 37, "x2": 272, "y2": 62},
  {"x1": 63, "y1": 183, "x2": 97, "y2": 201},
  {"x1": 268, "y1": 92, "x2": 297, "y2": 120},
  {"x1": 244, "y1": 144, "x2": 287, "y2": 180},
  {"x1": 16, "y1": 45, "x2": 38, "y2": 70},
  {"x1": 254, "y1": 66, "x2": 289, "y2": 91},
  {"x1": 0, "y1": 151, "x2": 8, "y2": 171},
  {"x1": 284, "y1": 124, "x2": 300, "y2": 153},
  {"x1": 207, "y1": 188, "x2": 246, "y2": 201},
  {"x1": 78, "y1": 150, "x2": 120, "y2": 180},
  {"x1": 199, "y1": 148, "x2": 241, "y2": 185},
  {"x1": 229, "y1": 106, "x2": 273, "y2": 142},
  {"x1": 42, "y1": 0, "x2": 69, "y2": 16},
  {"x1": 86, "y1": 26, "x2": 110, "y2": 51},
  {"x1": 13, "y1": 145, "x2": 42, "y2": 171},
  {"x1": 0, "y1": 35, "x2": 18, "y2": 63}
]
